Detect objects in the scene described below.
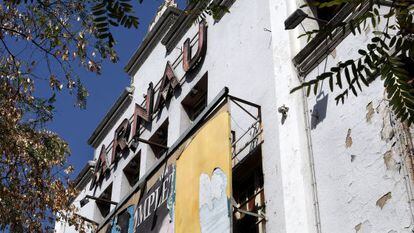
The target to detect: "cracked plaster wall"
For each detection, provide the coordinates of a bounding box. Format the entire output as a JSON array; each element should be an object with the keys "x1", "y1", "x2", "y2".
[{"x1": 305, "y1": 24, "x2": 414, "y2": 233}]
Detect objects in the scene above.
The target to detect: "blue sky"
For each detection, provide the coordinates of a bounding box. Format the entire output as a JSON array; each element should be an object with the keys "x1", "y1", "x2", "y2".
[{"x1": 45, "y1": 0, "x2": 187, "y2": 178}]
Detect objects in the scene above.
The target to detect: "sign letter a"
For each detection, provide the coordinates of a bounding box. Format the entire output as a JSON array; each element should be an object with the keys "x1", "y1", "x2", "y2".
[
  {"x1": 112, "y1": 119, "x2": 131, "y2": 163},
  {"x1": 154, "y1": 62, "x2": 179, "y2": 111},
  {"x1": 132, "y1": 82, "x2": 155, "y2": 140}
]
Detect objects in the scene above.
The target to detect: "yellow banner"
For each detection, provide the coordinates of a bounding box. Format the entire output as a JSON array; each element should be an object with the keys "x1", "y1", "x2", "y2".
[{"x1": 175, "y1": 110, "x2": 232, "y2": 233}]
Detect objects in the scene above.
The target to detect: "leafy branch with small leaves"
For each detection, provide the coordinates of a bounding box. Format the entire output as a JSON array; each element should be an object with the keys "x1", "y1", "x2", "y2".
[
  {"x1": 291, "y1": 0, "x2": 414, "y2": 125},
  {"x1": 0, "y1": 0, "x2": 225, "y2": 231},
  {"x1": 0, "y1": 0, "x2": 144, "y2": 231}
]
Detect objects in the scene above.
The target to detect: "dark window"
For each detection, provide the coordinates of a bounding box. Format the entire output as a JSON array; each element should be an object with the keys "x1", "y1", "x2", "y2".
[
  {"x1": 123, "y1": 151, "x2": 141, "y2": 186},
  {"x1": 97, "y1": 184, "x2": 113, "y2": 218},
  {"x1": 308, "y1": 0, "x2": 344, "y2": 26},
  {"x1": 182, "y1": 74, "x2": 208, "y2": 121},
  {"x1": 398, "y1": 56, "x2": 414, "y2": 90},
  {"x1": 149, "y1": 119, "x2": 169, "y2": 158},
  {"x1": 401, "y1": 56, "x2": 414, "y2": 79},
  {"x1": 233, "y1": 147, "x2": 265, "y2": 233}
]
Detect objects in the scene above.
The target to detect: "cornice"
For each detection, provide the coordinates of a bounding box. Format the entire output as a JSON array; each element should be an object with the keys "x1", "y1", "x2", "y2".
[
  {"x1": 124, "y1": 7, "x2": 182, "y2": 76},
  {"x1": 87, "y1": 86, "x2": 134, "y2": 148}
]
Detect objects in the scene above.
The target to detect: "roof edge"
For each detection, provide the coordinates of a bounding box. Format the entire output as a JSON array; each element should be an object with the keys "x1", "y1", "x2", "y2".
[
  {"x1": 161, "y1": 1, "x2": 201, "y2": 53},
  {"x1": 73, "y1": 160, "x2": 95, "y2": 190},
  {"x1": 87, "y1": 86, "x2": 135, "y2": 147},
  {"x1": 124, "y1": 7, "x2": 182, "y2": 76}
]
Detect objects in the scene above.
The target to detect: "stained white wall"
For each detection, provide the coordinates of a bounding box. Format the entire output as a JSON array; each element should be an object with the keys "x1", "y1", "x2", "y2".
[
  {"x1": 58, "y1": 0, "x2": 414, "y2": 232},
  {"x1": 267, "y1": 0, "x2": 320, "y2": 232},
  {"x1": 268, "y1": 0, "x2": 414, "y2": 232},
  {"x1": 65, "y1": 0, "x2": 285, "y2": 229},
  {"x1": 131, "y1": 1, "x2": 288, "y2": 232},
  {"x1": 304, "y1": 27, "x2": 414, "y2": 233}
]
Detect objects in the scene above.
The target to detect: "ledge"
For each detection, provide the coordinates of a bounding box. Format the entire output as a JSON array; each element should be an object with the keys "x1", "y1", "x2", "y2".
[
  {"x1": 161, "y1": 0, "x2": 234, "y2": 54},
  {"x1": 161, "y1": 1, "x2": 202, "y2": 54},
  {"x1": 87, "y1": 87, "x2": 134, "y2": 148},
  {"x1": 73, "y1": 160, "x2": 95, "y2": 190},
  {"x1": 124, "y1": 7, "x2": 182, "y2": 76}
]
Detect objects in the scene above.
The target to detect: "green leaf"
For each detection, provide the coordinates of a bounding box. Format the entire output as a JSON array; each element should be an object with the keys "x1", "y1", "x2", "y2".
[
  {"x1": 395, "y1": 38, "x2": 403, "y2": 51},
  {"x1": 350, "y1": 85, "x2": 358, "y2": 96},
  {"x1": 93, "y1": 9, "x2": 107, "y2": 16},
  {"x1": 336, "y1": 70, "x2": 343, "y2": 88},
  {"x1": 317, "y1": 72, "x2": 333, "y2": 80},
  {"x1": 351, "y1": 62, "x2": 358, "y2": 78},
  {"x1": 290, "y1": 85, "x2": 303, "y2": 93},
  {"x1": 92, "y1": 2, "x2": 106, "y2": 11},
  {"x1": 331, "y1": 67, "x2": 340, "y2": 72},
  {"x1": 355, "y1": 78, "x2": 362, "y2": 91},
  {"x1": 358, "y1": 49, "x2": 367, "y2": 56},
  {"x1": 358, "y1": 71, "x2": 369, "y2": 87},
  {"x1": 313, "y1": 81, "x2": 319, "y2": 95},
  {"x1": 344, "y1": 67, "x2": 351, "y2": 85},
  {"x1": 94, "y1": 16, "x2": 107, "y2": 22},
  {"x1": 329, "y1": 76, "x2": 334, "y2": 91}
]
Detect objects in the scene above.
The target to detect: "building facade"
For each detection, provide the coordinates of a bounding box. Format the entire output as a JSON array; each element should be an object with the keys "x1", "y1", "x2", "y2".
[{"x1": 55, "y1": 0, "x2": 414, "y2": 232}]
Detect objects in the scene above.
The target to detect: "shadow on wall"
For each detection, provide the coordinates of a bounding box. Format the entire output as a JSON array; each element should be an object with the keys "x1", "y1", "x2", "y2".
[{"x1": 310, "y1": 92, "x2": 328, "y2": 129}]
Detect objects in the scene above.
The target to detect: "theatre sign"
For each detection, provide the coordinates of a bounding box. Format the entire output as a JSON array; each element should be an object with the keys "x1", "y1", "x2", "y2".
[
  {"x1": 99, "y1": 106, "x2": 233, "y2": 233},
  {"x1": 91, "y1": 21, "x2": 207, "y2": 189},
  {"x1": 91, "y1": 20, "x2": 236, "y2": 233}
]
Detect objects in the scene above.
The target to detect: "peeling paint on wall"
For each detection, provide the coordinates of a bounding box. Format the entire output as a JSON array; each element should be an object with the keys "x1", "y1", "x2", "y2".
[
  {"x1": 346, "y1": 129, "x2": 353, "y2": 148},
  {"x1": 380, "y1": 108, "x2": 395, "y2": 142},
  {"x1": 175, "y1": 111, "x2": 232, "y2": 233},
  {"x1": 355, "y1": 222, "x2": 361, "y2": 232},
  {"x1": 110, "y1": 205, "x2": 135, "y2": 233},
  {"x1": 167, "y1": 166, "x2": 176, "y2": 225},
  {"x1": 366, "y1": 102, "x2": 374, "y2": 123},
  {"x1": 355, "y1": 220, "x2": 372, "y2": 233},
  {"x1": 383, "y1": 151, "x2": 396, "y2": 170},
  {"x1": 199, "y1": 168, "x2": 231, "y2": 233},
  {"x1": 376, "y1": 192, "x2": 392, "y2": 209}
]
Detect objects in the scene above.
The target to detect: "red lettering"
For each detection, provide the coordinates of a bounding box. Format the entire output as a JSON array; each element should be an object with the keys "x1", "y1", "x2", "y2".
[
  {"x1": 112, "y1": 118, "x2": 131, "y2": 163},
  {"x1": 131, "y1": 83, "x2": 154, "y2": 141},
  {"x1": 183, "y1": 21, "x2": 207, "y2": 72},
  {"x1": 91, "y1": 145, "x2": 108, "y2": 188},
  {"x1": 154, "y1": 62, "x2": 179, "y2": 112}
]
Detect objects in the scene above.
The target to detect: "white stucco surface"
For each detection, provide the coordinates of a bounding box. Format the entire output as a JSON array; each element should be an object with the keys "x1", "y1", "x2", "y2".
[
  {"x1": 56, "y1": 0, "x2": 414, "y2": 232},
  {"x1": 304, "y1": 31, "x2": 414, "y2": 233}
]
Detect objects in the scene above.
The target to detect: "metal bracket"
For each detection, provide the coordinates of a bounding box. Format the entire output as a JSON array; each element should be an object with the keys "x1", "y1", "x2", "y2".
[
  {"x1": 84, "y1": 195, "x2": 118, "y2": 206},
  {"x1": 231, "y1": 197, "x2": 266, "y2": 219},
  {"x1": 133, "y1": 137, "x2": 169, "y2": 150}
]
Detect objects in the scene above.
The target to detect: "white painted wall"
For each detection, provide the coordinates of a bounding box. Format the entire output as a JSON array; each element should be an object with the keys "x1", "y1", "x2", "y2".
[
  {"x1": 304, "y1": 27, "x2": 414, "y2": 233},
  {"x1": 57, "y1": 0, "x2": 414, "y2": 232},
  {"x1": 268, "y1": 0, "x2": 414, "y2": 232},
  {"x1": 267, "y1": 0, "x2": 320, "y2": 232}
]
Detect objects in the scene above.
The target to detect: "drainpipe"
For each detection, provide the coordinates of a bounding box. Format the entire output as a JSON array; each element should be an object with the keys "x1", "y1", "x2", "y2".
[
  {"x1": 282, "y1": 0, "x2": 322, "y2": 229},
  {"x1": 395, "y1": 119, "x2": 414, "y2": 227},
  {"x1": 300, "y1": 87, "x2": 322, "y2": 233}
]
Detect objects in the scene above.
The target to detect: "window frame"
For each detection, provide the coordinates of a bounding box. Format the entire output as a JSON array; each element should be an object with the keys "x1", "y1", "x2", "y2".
[{"x1": 293, "y1": 2, "x2": 371, "y2": 77}]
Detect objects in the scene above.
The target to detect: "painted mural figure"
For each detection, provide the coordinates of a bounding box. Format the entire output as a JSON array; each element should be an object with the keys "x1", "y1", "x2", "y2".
[{"x1": 199, "y1": 168, "x2": 231, "y2": 233}]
